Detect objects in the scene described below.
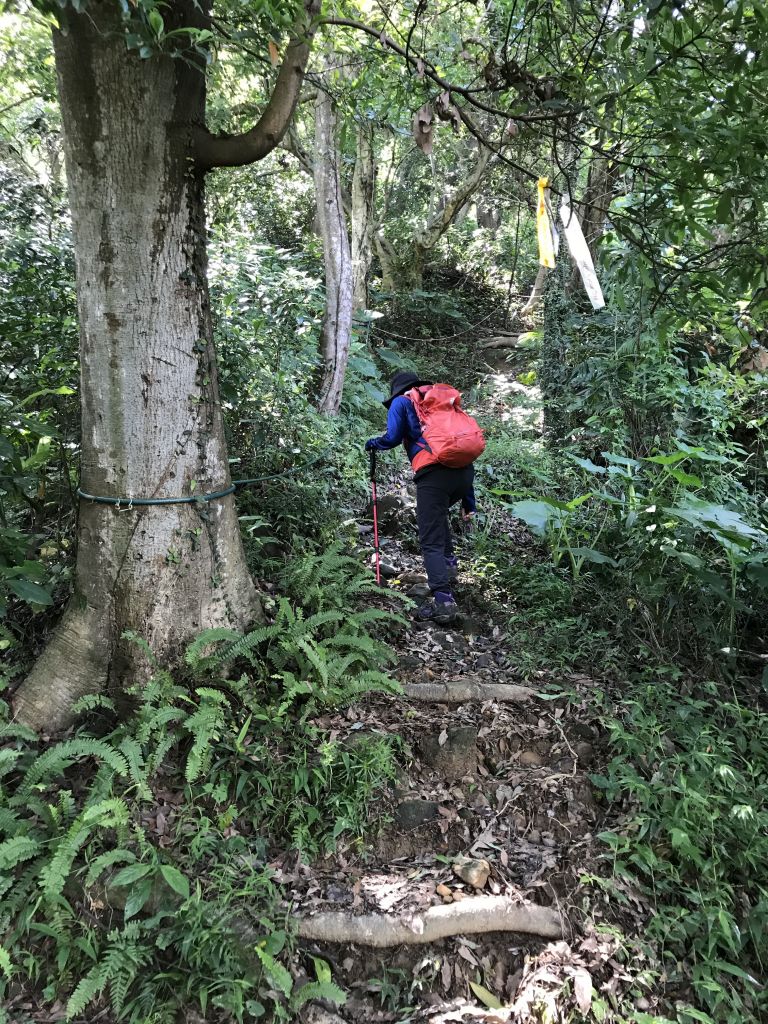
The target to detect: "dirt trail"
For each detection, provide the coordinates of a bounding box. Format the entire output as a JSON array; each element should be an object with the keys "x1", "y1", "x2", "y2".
[{"x1": 286, "y1": 513, "x2": 618, "y2": 1023}]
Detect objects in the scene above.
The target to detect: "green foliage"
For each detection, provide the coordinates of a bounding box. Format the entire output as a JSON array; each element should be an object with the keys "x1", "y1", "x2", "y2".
[
  {"x1": 594, "y1": 673, "x2": 768, "y2": 1023},
  {"x1": 0, "y1": 164, "x2": 77, "y2": 643},
  {"x1": 0, "y1": 550, "x2": 399, "y2": 1020},
  {"x1": 496, "y1": 436, "x2": 767, "y2": 660}
]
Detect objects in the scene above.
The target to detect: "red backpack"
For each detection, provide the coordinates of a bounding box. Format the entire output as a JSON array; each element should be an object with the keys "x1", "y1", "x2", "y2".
[{"x1": 407, "y1": 384, "x2": 486, "y2": 472}]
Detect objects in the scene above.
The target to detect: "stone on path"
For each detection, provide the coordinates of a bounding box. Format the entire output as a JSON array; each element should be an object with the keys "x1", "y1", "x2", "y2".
[
  {"x1": 452, "y1": 856, "x2": 491, "y2": 889},
  {"x1": 395, "y1": 799, "x2": 441, "y2": 828},
  {"x1": 419, "y1": 726, "x2": 478, "y2": 780}
]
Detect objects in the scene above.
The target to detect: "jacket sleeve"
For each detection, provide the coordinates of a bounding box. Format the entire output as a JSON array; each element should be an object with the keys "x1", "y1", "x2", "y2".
[
  {"x1": 461, "y1": 485, "x2": 477, "y2": 514},
  {"x1": 368, "y1": 397, "x2": 408, "y2": 450}
]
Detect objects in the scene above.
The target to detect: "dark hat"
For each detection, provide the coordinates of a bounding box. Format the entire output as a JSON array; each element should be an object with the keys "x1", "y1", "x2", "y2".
[{"x1": 383, "y1": 371, "x2": 432, "y2": 408}]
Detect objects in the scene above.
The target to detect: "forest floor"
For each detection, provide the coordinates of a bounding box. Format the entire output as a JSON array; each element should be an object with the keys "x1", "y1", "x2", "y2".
[{"x1": 284, "y1": 352, "x2": 661, "y2": 1023}]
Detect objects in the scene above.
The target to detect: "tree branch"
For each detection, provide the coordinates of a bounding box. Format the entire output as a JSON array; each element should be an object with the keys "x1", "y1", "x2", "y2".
[
  {"x1": 321, "y1": 16, "x2": 577, "y2": 125},
  {"x1": 193, "y1": 0, "x2": 321, "y2": 170},
  {"x1": 415, "y1": 140, "x2": 495, "y2": 251}
]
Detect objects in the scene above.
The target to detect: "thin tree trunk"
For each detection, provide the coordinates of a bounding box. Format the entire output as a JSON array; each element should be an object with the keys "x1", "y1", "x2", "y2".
[
  {"x1": 375, "y1": 230, "x2": 400, "y2": 292},
  {"x1": 376, "y1": 142, "x2": 495, "y2": 291},
  {"x1": 314, "y1": 70, "x2": 353, "y2": 416},
  {"x1": 350, "y1": 121, "x2": 375, "y2": 311},
  {"x1": 521, "y1": 266, "x2": 550, "y2": 314},
  {"x1": 13, "y1": 2, "x2": 259, "y2": 731},
  {"x1": 415, "y1": 143, "x2": 494, "y2": 252}
]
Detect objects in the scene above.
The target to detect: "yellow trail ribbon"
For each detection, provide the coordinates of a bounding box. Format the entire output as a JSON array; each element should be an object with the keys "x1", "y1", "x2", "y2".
[{"x1": 536, "y1": 176, "x2": 557, "y2": 268}]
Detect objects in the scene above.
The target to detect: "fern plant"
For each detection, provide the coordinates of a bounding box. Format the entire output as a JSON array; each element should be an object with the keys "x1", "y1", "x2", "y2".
[{"x1": 0, "y1": 548, "x2": 400, "y2": 1022}]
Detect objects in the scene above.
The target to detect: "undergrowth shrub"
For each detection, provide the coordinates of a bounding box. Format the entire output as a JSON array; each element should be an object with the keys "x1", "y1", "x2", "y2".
[
  {"x1": 593, "y1": 672, "x2": 768, "y2": 1024},
  {"x1": 0, "y1": 550, "x2": 401, "y2": 1022}
]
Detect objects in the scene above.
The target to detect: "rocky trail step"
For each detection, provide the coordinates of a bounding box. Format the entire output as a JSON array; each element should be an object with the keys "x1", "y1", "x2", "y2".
[{"x1": 285, "y1": 525, "x2": 607, "y2": 1021}]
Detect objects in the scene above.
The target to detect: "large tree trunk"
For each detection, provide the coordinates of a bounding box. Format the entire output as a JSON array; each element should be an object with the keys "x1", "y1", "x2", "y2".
[
  {"x1": 13, "y1": 2, "x2": 259, "y2": 732},
  {"x1": 350, "y1": 121, "x2": 375, "y2": 311},
  {"x1": 314, "y1": 70, "x2": 353, "y2": 416}
]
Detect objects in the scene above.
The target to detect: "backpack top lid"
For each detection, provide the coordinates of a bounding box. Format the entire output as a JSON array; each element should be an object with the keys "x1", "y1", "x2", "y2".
[{"x1": 408, "y1": 383, "x2": 462, "y2": 411}]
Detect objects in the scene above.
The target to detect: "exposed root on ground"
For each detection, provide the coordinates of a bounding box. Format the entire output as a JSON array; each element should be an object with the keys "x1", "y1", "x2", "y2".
[
  {"x1": 297, "y1": 895, "x2": 563, "y2": 946},
  {"x1": 403, "y1": 680, "x2": 535, "y2": 702}
]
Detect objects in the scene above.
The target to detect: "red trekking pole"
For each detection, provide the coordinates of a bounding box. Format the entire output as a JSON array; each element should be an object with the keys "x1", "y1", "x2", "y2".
[{"x1": 369, "y1": 449, "x2": 381, "y2": 585}]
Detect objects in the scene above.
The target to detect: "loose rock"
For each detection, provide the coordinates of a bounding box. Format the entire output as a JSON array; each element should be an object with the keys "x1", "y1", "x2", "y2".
[
  {"x1": 419, "y1": 726, "x2": 478, "y2": 780},
  {"x1": 519, "y1": 749, "x2": 543, "y2": 767},
  {"x1": 395, "y1": 799, "x2": 441, "y2": 829},
  {"x1": 574, "y1": 741, "x2": 594, "y2": 766},
  {"x1": 453, "y1": 857, "x2": 491, "y2": 889}
]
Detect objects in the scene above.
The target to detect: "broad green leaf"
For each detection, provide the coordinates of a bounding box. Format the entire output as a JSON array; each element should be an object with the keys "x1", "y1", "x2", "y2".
[
  {"x1": 569, "y1": 455, "x2": 607, "y2": 475},
  {"x1": 570, "y1": 547, "x2": 618, "y2": 566},
  {"x1": 644, "y1": 451, "x2": 689, "y2": 465},
  {"x1": 160, "y1": 864, "x2": 189, "y2": 900},
  {"x1": 669, "y1": 469, "x2": 703, "y2": 487},
  {"x1": 510, "y1": 500, "x2": 556, "y2": 536},
  {"x1": 111, "y1": 862, "x2": 153, "y2": 887},
  {"x1": 602, "y1": 452, "x2": 641, "y2": 468},
  {"x1": 124, "y1": 878, "x2": 152, "y2": 920},
  {"x1": 7, "y1": 580, "x2": 53, "y2": 606},
  {"x1": 148, "y1": 9, "x2": 164, "y2": 35},
  {"x1": 469, "y1": 981, "x2": 502, "y2": 1009}
]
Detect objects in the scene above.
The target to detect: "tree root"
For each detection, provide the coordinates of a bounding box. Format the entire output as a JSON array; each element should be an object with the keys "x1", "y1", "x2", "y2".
[
  {"x1": 297, "y1": 895, "x2": 563, "y2": 946},
  {"x1": 402, "y1": 681, "x2": 535, "y2": 702},
  {"x1": 480, "y1": 335, "x2": 520, "y2": 349}
]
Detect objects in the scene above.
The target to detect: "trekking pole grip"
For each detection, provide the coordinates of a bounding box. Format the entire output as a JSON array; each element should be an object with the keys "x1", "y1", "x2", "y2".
[{"x1": 369, "y1": 448, "x2": 377, "y2": 481}]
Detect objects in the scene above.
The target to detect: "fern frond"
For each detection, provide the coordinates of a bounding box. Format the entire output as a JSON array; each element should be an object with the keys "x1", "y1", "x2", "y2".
[
  {"x1": 70, "y1": 693, "x2": 117, "y2": 716},
  {"x1": 184, "y1": 694, "x2": 228, "y2": 783},
  {"x1": 297, "y1": 610, "x2": 347, "y2": 634},
  {"x1": 41, "y1": 799, "x2": 130, "y2": 900},
  {"x1": 295, "y1": 638, "x2": 328, "y2": 686},
  {"x1": 66, "y1": 961, "x2": 104, "y2": 1019},
  {"x1": 121, "y1": 629, "x2": 159, "y2": 668},
  {"x1": 0, "y1": 861, "x2": 40, "y2": 918},
  {"x1": 184, "y1": 627, "x2": 241, "y2": 668},
  {"x1": 84, "y1": 848, "x2": 137, "y2": 888},
  {"x1": 0, "y1": 809, "x2": 21, "y2": 838},
  {"x1": 0, "y1": 835, "x2": 41, "y2": 871},
  {"x1": 0, "y1": 944, "x2": 12, "y2": 980},
  {"x1": 291, "y1": 979, "x2": 346, "y2": 1010},
  {"x1": 0, "y1": 749, "x2": 22, "y2": 780},
  {"x1": 15, "y1": 740, "x2": 128, "y2": 803},
  {"x1": 346, "y1": 606, "x2": 408, "y2": 627},
  {"x1": 147, "y1": 729, "x2": 182, "y2": 777},
  {"x1": 138, "y1": 704, "x2": 185, "y2": 747},
  {"x1": 117, "y1": 737, "x2": 149, "y2": 798},
  {"x1": 0, "y1": 722, "x2": 38, "y2": 744}
]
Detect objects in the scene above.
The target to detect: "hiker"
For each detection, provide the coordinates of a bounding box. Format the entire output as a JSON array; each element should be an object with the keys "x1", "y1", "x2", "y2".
[{"x1": 365, "y1": 371, "x2": 484, "y2": 623}]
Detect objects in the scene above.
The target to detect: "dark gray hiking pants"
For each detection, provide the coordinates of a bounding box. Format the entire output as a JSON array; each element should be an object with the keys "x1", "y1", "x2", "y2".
[{"x1": 415, "y1": 465, "x2": 474, "y2": 593}]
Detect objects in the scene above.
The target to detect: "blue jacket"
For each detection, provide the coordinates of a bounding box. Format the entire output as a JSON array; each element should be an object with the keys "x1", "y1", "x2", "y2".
[{"x1": 368, "y1": 395, "x2": 477, "y2": 513}]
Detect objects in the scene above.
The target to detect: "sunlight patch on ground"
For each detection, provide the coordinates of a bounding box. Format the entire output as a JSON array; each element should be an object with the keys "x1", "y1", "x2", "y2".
[{"x1": 486, "y1": 371, "x2": 543, "y2": 432}]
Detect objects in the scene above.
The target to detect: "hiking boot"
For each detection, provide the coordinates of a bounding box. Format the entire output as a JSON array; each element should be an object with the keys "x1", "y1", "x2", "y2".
[
  {"x1": 416, "y1": 590, "x2": 459, "y2": 623},
  {"x1": 445, "y1": 556, "x2": 459, "y2": 582}
]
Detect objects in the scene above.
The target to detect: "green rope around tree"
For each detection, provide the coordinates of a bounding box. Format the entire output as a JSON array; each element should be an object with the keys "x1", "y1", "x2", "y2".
[{"x1": 76, "y1": 448, "x2": 331, "y2": 507}]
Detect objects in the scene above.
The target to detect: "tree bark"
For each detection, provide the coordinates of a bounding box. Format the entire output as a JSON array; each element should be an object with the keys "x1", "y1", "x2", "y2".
[
  {"x1": 521, "y1": 265, "x2": 550, "y2": 314},
  {"x1": 297, "y1": 895, "x2": 563, "y2": 945},
  {"x1": 13, "y1": 2, "x2": 267, "y2": 732},
  {"x1": 350, "y1": 121, "x2": 375, "y2": 311},
  {"x1": 314, "y1": 70, "x2": 353, "y2": 416}
]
